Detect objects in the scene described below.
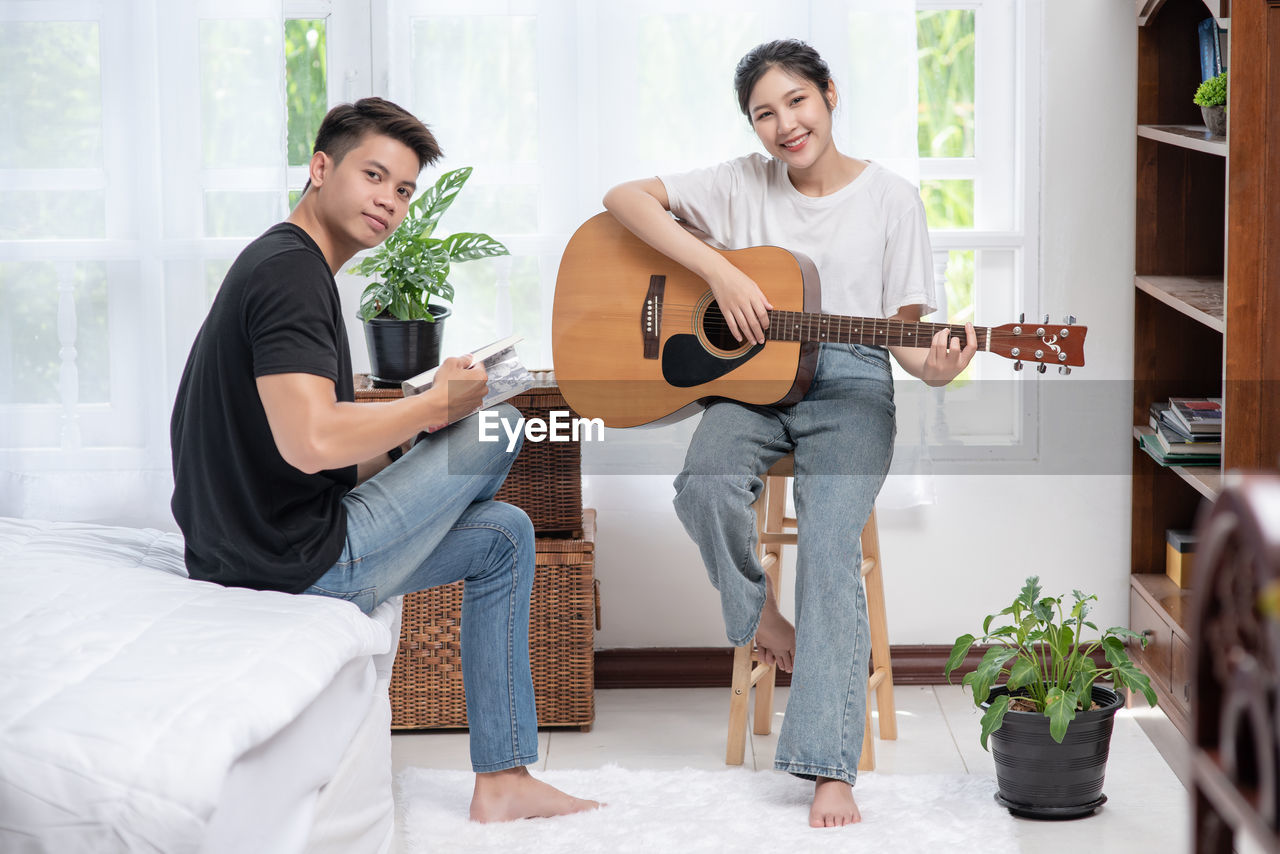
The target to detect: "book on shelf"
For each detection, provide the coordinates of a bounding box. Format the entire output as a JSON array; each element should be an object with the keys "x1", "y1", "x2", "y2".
[
  {"x1": 401, "y1": 334, "x2": 534, "y2": 429},
  {"x1": 1148, "y1": 401, "x2": 1218, "y2": 442},
  {"x1": 1168, "y1": 397, "x2": 1224, "y2": 435},
  {"x1": 1197, "y1": 18, "x2": 1226, "y2": 81},
  {"x1": 1154, "y1": 423, "x2": 1222, "y2": 456},
  {"x1": 1137, "y1": 429, "x2": 1220, "y2": 467}
]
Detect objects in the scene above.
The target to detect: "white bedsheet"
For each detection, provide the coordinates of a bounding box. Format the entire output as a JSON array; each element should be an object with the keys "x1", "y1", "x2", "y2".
[{"x1": 0, "y1": 518, "x2": 397, "y2": 854}]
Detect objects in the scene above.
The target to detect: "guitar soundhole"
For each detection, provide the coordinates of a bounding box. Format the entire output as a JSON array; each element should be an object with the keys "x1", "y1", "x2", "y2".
[{"x1": 701, "y1": 301, "x2": 745, "y2": 353}]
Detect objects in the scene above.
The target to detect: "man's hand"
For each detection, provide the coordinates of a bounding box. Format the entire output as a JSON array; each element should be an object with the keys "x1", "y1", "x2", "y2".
[{"x1": 427, "y1": 355, "x2": 489, "y2": 430}]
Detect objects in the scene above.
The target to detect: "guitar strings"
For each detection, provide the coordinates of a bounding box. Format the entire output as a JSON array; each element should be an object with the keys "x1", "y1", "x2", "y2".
[{"x1": 603, "y1": 305, "x2": 1057, "y2": 342}]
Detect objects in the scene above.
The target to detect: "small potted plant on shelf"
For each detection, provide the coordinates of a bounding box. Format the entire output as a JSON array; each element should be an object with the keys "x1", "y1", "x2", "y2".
[
  {"x1": 351, "y1": 166, "x2": 508, "y2": 385},
  {"x1": 944, "y1": 576, "x2": 1158, "y2": 819},
  {"x1": 1194, "y1": 71, "x2": 1228, "y2": 137}
]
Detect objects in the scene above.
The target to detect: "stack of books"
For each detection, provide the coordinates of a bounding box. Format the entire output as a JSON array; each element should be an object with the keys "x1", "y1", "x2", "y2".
[{"x1": 1139, "y1": 397, "x2": 1223, "y2": 466}]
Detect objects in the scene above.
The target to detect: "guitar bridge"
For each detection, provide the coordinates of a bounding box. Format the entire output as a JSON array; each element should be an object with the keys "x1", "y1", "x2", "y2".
[{"x1": 642, "y1": 275, "x2": 664, "y2": 359}]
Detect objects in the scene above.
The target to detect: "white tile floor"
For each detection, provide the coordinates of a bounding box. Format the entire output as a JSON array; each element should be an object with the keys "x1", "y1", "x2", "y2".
[{"x1": 391, "y1": 684, "x2": 1192, "y2": 852}]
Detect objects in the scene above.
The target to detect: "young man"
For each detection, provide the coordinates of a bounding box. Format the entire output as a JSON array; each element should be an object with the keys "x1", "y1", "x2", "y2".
[{"x1": 170, "y1": 98, "x2": 597, "y2": 822}]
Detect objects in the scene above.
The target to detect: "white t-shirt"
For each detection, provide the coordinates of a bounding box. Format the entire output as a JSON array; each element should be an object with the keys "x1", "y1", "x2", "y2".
[{"x1": 659, "y1": 153, "x2": 938, "y2": 320}]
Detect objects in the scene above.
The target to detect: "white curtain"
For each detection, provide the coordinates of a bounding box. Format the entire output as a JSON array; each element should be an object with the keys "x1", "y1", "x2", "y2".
[
  {"x1": 0, "y1": 0, "x2": 287, "y2": 528},
  {"x1": 0, "y1": 0, "x2": 932, "y2": 528}
]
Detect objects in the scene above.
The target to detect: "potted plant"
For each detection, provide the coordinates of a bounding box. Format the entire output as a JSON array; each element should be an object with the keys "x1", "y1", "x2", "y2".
[
  {"x1": 351, "y1": 166, "x2": 509, "y2": 384},
  {"x1": 944, "y1": 576, "x2": 1158, "y2": 819},
  {"x1": 1194, "y1": 71, "x2": 1227, "y2": 137}
]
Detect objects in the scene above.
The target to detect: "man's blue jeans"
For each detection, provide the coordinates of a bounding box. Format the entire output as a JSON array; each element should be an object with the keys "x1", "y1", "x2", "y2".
[
  {"x1": 303, "y1": 404, "x2": 537, "y2": 774},
  {"x1": 673, "y1": 344, "x2": 896, "y2": 786}
]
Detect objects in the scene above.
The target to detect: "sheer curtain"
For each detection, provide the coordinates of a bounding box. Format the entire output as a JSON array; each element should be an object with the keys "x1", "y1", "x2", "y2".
[
  {"x1": 0, "y1": 0, "x2": 287, "y2": 528},
  {"x1": 0, "y1": 0, "x2": 930, "y2": 529}
]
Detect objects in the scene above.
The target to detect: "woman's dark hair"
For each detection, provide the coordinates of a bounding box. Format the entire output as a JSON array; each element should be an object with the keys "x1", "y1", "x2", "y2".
[
  {"x1": 733, "y1": 39, "x2": 834, "y2": 119},
  {"x1": 303, "y1": 97, "x2": 442, "y2": 191}
]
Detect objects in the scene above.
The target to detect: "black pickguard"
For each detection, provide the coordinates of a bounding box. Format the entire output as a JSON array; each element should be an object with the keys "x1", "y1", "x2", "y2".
[{"x1": 661, "y1": 334, "x2": 764, "y2": 387}]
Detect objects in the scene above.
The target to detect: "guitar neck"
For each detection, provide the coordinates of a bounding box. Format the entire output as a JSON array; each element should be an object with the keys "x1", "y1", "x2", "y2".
[{"x1": 766, "y1": 310, "x2": 987, "y2": 350}]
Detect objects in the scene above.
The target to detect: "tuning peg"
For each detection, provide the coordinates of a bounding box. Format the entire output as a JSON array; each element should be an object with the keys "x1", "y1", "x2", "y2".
[
  {"x1": 1018, "y1": 313, "x2": 1025, "y2": 323},
  {"x1": 1064, "y1": 315, "x2": 1076, "y2": 325},
  {"x1": 1014, "y1": 360, "x2": 1023, "y2": 371},
  {"x1": 1043, "y1": 314, "x2": 1050, "y2": 324},
  {"x1": 1037, "y1": 363, "x2": 1047, "y2": 374},
  {"x1": 1059, "y1": 366, "x2": 1072, "y2": 376}
]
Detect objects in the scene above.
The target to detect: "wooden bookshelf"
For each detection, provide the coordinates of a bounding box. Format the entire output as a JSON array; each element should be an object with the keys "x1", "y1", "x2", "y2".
[{"x1": 1134, "y1": 0, "x2": 1279, "y2": 756}]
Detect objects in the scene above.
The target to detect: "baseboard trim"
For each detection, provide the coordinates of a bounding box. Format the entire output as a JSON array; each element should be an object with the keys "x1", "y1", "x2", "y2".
[{"x1": 594, "y1": 644, "x2": 985, "y2": 689}]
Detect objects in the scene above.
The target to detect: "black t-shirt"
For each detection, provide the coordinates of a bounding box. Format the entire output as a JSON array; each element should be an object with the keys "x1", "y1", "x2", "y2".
[{"x1": 170, "y1": 223, "x2": 356, "y2": 593}]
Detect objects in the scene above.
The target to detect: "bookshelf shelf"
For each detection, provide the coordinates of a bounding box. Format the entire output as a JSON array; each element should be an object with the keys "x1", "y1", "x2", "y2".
[
  {"x1": 1132, "y1": 572, "x2": 1193, "y2": 637},
  {"x1": 1172, "y1": 464, "x2": 1222, "y2": 500},
  {"x1": 1134, "y1": 275, "x2": 1225, "y2": 331},
  {"x1": 1137, "y1": 124, "x2": 1228, "y2": 156},
  {"x1": 1133, "y1": 426, "x2": 1224, "y2": 498}
]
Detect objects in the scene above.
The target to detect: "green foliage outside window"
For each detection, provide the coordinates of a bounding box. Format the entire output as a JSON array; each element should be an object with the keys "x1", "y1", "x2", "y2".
[{"x1": 285, "y1": 19, "x2": 327, "y2": 167}]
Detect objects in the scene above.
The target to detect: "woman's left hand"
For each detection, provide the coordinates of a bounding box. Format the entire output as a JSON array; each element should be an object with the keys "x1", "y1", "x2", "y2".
[{"x1": 921, "y1": 322, "x2": 977, "y2": 387}]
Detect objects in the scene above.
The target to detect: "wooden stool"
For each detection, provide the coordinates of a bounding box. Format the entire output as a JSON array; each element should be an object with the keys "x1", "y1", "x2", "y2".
[{"x1": 725, "y1": 454, "x2": 897, "y2": 770}]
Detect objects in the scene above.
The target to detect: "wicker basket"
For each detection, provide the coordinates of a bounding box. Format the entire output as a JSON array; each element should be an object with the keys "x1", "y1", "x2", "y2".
[
  {"x1": 389, "y1": 509, "x2": 597, "y2": 730},
  {"x1": 354, "y1": 371, "x2": 584, "y2": 536}
]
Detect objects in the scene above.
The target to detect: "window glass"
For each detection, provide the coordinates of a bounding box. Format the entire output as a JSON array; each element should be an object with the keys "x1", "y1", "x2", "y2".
[
  {"x1": 286, "y1": 19, "x2": 327, "y2": 168},
  {"x1": 0, "y1": 21, "x2": 102, "y2": 169},
  {"x1": 0, "y1": 191, "x2": 106, "y2": 240},
  {"x1": 920, "y1": 179, "x2": 974, "y2": 229},
  {"x1": 917, "y1": 9, "x2": 975, "y2": 159},
  {"x1": 409, "y1": 17, "x2": 537, "y2": 163},
  {"x1": 200, "y1": 19, "x2": 286, "y2": 168},
  {"x1": 0, "y1": 262, "x2": 109, "y2": 404}
]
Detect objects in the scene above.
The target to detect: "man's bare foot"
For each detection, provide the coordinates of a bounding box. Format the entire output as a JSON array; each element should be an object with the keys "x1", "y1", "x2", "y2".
[
  {"x1": 469, "y1": 766, "x2": 601, "y2": 823},
  {"x1": 755, "y1": 575, "x2": 796, "y2": 672},
  {"x1": 810, "y1": 777, "x2": 861, "y2": 827}
]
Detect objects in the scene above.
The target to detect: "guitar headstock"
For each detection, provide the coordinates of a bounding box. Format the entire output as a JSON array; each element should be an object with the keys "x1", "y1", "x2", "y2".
[{"x1": 988, "y1": 315, "x2": 1087, "y2": 373}]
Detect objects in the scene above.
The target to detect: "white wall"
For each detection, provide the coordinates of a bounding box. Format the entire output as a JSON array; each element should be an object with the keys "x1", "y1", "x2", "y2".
[{"x1": 579, "y1": 0, "x2": 1139, "y2": 649}]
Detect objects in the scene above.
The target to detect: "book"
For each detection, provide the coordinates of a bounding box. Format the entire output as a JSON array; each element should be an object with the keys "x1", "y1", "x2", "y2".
[
  {"x1": 401, "y1": 334, "x2": 534, "y2": 428},
  {"x1": 1138, "y1": 431, "x2": 1220, "y2": 466},
  {"x1": 1149, "y1": 401, "x2": 1218, "y2": 442},
  {"x1": 1198, "y1": 18, "x2": 1219, "y2": 82},
  {"x1": 1168, "y1": 397, "x2": 1224, "y2": 435},
  {"x1": 1154, "y1": 423, "x2": 1222, "y2": 456}
]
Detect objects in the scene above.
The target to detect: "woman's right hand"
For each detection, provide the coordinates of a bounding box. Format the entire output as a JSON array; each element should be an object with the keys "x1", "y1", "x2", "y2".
[{"x1": 708, "y1": 262, "x2": 773, "y2": 345}]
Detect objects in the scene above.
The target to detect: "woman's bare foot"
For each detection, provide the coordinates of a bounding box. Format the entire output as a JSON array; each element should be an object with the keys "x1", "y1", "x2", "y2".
[
  {"x1": 755, "y1": 575, "x2": 796, "y2": 672},
  {"x1": 810, "y1": 777, "x2": 861, "y2": 827},
  {"x1": 469, "y1": 766, "x2": 601, "y2": 823}
]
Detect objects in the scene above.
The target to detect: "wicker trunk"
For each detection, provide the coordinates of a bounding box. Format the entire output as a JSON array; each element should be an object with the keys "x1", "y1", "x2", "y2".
[{"x1": 388, "y1": 510, "x2": 597, "y2": 730}]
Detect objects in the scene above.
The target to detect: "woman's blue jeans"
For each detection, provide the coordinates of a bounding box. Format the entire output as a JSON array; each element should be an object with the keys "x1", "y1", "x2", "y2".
[
  {"x1": 673, "y1": 344, "x2": 896, "y2": 786},
  {"x1": 302, "y1": 404, "x2": 538, "y2": 774}
]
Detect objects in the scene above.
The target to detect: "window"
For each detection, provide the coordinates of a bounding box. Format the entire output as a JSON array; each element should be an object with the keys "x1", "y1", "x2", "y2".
[{"x1": 0, "y1": 0, "x2": 1038, "y2": 474}]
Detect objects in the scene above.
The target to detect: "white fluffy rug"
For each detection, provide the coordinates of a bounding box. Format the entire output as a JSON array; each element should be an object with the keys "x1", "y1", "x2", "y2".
[{"x1": 396, "y1": 765, "x2": 1011, "y2": 853}]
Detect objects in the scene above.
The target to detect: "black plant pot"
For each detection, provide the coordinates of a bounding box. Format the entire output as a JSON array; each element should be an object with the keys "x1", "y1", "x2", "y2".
[
  {"x1": 363, "y1": 305, "x2": 451, "y2": 387},
  {"x1": 985, "y1": 684, "x2": 1123, "y2": 820}
]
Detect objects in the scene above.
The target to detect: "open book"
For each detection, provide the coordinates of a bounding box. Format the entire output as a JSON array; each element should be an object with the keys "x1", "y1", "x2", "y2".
[{"x1": 401, "y1": 334, "x2": 535, "y2": 429}]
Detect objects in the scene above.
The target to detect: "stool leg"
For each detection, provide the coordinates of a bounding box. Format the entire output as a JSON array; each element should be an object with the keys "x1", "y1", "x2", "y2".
[
  {"x1": 859, "y1": 704, "x2": 876, "y2": 771},
  {"x1": 863, "y1": 509, "x2": 897, "y2": 741},
  {"x1": 752, "y1": 475, "x2": 786, "y2": 736},
  {"x1": 727, "y1": 642, "x2": 754, "y2": 765}
]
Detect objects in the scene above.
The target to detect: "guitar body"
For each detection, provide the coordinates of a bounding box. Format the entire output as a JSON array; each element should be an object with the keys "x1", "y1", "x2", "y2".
[{"x1": 553, "y1": 212, "x2": 821, "y2": 427}]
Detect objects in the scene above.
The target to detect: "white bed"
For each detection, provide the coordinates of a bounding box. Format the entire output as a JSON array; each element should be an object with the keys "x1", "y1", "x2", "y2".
[{"x1": 0, "y1": 517, "x2": 403, "y2": 854}]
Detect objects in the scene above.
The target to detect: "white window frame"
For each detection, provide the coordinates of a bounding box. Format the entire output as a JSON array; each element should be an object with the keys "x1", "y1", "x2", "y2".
[{"x1": 915, "y1": 0, "x2": 1043, "y2": 464}]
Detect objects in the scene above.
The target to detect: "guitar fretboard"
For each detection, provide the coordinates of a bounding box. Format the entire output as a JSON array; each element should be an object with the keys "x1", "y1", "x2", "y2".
[{"x1": 766, "y1": 310, "x2": 989, "y2": 350}]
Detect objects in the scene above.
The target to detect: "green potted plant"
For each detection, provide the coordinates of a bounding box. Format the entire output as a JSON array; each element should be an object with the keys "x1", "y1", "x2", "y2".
[
  {"x1": 944, "y1": 576, "x2": 1158, "y2": 819},
  {"x1": 351, "y1": 166, "x2": 509, "y2": 384},
  {"x1": 1194, "y1": 71, "x2": 1227, "y2": 137}
]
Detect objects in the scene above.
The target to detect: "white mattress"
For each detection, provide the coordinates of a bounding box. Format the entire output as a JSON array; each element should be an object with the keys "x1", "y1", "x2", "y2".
[{"x1": 0, "y1": 518, "x2": 400, "y2": 854}]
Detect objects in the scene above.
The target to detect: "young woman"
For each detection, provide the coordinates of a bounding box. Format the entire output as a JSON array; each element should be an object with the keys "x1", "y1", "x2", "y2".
[{"x1": 603, "y1": 39, "x2": 975, "y2": 827}]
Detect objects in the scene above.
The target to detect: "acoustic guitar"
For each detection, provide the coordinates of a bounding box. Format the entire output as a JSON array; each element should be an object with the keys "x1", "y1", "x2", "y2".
[{"x1": 552, "y1": 212, "x2": 1086, "y2": 428}]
